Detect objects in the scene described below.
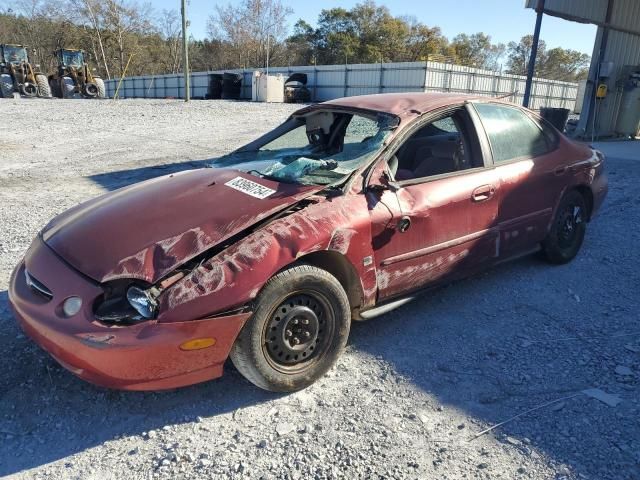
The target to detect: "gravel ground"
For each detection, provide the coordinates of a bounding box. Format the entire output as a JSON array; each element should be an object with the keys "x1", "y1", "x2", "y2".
[{"x1": 0, "y1": 98, "x2": 639, "y2": 480}]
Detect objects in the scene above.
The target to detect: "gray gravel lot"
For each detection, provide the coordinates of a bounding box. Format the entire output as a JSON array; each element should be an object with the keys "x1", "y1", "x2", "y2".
[{"x1": 0, "y1": 98, "x2": 639, "y2": 480}]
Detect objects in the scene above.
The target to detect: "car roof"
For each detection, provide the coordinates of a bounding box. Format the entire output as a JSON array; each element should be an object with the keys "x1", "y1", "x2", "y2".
[{"x1": 320, "y1": 92, "x2": 503, "y2": 117}]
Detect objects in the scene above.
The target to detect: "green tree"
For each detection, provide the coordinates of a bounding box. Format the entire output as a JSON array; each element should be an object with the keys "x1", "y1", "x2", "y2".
[
  {"x1": 506, "y1": 34, "x2": 547, "y2": 76},
  {"x1": 507, "y1": 35, "x2": 590, "y2": 81},
  {"x1": 452, "y1": 32, "x2": 505, "y2": 70},
  {"x1": 539, "y1": 47, "x2": 590, "y2": 81},
  {"x1": 403, "y1": 18, "x2": 450, "y2": 62},
  {"x1": 302, "y1": 2, "x2": 451, "y2": 65},
  {"x1": 285, "y1": 19, "x2": 318, "y2": 65}
]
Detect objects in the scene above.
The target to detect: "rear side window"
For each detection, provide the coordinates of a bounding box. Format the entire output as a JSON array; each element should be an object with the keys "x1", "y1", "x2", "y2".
[
  {"x1": 344, "y1": 115, "x2": 380, "y2": 144},
  {"x1": 474, "y1": 103, "x2": 551, "y2": 163}
]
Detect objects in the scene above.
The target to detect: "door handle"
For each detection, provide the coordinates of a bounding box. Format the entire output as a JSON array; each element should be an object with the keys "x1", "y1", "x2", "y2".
[
  {"x1": 471, "y1": 185, "x2": 496, "y2": 202},
  {"x1": 554, "y1": 166, "x2": 568, "y2": 176}
]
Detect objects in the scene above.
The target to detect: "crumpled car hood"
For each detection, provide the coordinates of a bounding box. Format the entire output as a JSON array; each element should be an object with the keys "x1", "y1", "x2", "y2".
[{"x1": 42, "y1": 168, "x2": 321, "y2": 284}]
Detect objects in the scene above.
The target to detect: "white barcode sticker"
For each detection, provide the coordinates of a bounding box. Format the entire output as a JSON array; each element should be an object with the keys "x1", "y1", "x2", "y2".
[{"x1": 224, "y1": 176, "x2": 276, "y2": 199}]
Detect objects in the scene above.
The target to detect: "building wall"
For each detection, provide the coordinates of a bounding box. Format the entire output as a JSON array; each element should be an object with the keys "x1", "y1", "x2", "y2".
[
  {"x1": 105, "y1": 61, "x2": 579, "y2": 110},
  {"x1": 527, "y1": 0, "x2": 640, "y2": 137},
  {"x1": 591, "y1": 28, "x2": 640, "y2": 136}
]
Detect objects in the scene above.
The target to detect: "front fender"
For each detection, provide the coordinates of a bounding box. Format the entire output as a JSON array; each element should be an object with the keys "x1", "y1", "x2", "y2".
[{"x1": 157, "y1": 194, "x2": 377, "y2": 323}]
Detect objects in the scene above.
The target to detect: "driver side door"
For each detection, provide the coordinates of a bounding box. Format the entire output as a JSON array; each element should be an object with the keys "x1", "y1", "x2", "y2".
[{"x1": 368, "y1": 105, "x2": 501, "y2": 300}]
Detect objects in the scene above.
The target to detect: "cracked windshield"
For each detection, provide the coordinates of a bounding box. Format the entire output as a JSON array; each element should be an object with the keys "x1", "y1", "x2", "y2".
[{"x1": 211, "y1": 111, "x2": 397, "y2": 185}]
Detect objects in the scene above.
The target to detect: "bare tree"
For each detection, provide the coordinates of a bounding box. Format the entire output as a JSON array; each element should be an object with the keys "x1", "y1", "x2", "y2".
[
  {"x1": 9, "y1": 0, "x2": 66, "y2": 68},
  {"x1": 68, "y1": 0, "x2": 111, "y2": 78},
  {"x1": 104, "y1": 0, "x2": 153, "y2": 76},
  {"x1": 159, "y1": 9, "x2": 181, "y2": 73},
  {"x1": 207, "y1": 0, "x2": 293, "y2": 68}
]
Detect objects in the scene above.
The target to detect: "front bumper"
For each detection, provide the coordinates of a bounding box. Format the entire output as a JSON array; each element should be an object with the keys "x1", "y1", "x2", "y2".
[{"x1": 8, "y1": 238, "x2": 251, "y2": 391}]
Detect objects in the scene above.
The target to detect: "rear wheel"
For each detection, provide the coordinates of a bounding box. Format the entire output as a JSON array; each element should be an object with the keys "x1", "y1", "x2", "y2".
[
  {"x1": 230, "y1": 265, "x2": 351, "y2": 392},
  {"x1": 95, "y1": 77, "x2": 106, "y2": 98},
  {"x1": 35, "y1": 74, "x2": 51, "y2": 98},
  {"x1": 541, "y1": 190, "x2": 587, "y2": 264}
]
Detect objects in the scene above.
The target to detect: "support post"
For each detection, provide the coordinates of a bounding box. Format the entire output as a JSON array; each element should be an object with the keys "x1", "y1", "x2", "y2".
[
  {"x1": 523, "y1": 0, "x2": 545, "y2": 108},
  {"x1": 181, "y1": 0, "x2": 190, "y2": 102}
]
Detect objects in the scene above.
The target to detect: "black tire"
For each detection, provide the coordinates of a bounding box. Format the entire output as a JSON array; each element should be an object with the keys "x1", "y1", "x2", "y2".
[
  {"x1": 35, "y1": 74, "x2": 51, "y2": 98},
  {"x1": 541, "y1": 190, "x2": 587, "y2": 264},
  {"x1": 49, "y1": 79, "x2": 61, "y2": 98},
  {"x1": 230, "y1": 264, "x2": 351, "y2": 392},
  {"x1": 0, "y1": 74, "x2": 13, "y2": 98}
]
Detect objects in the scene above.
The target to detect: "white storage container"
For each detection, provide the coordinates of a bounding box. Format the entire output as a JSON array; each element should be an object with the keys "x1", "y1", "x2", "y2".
[{"x1": 252, "y1": 71, "x2": 285, "y2": 103}]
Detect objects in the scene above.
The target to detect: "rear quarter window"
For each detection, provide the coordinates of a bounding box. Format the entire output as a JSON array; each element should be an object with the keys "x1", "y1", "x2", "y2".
[{"x1": 474, "y1": 103, "x2": 552, "y2": 163}]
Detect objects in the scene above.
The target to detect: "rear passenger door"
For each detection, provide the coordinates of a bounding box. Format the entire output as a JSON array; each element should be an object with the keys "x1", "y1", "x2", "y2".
[{"x1": 472, "y1": 102, "x2": 563, "y2": 257}]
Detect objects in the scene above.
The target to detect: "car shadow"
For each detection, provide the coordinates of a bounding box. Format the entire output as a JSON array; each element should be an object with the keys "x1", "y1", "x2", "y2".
[
  {"x1": 0, "y1": 289, "x2": 288, "y2": 476},
  {"x1": 87, "y1": 159, "x2": 213, "y2": 191},
  {"x1": 0, "y1": 247, "x2": 621, "y2": 478},
  {"x1": 2, "y1": 148, "x2": 633, "y2": 477}
]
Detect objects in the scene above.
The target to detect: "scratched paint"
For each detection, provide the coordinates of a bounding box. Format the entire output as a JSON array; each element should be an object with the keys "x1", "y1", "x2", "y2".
[
  {"x1": 328, "y1": 228, "x2": 357, "y2": 255},
  {"x1": 158, "y1": 194, "x2": 376, "y2": 323},
  {"x1": 377, "y1": 249, "x2": 470, "y2": 298}
]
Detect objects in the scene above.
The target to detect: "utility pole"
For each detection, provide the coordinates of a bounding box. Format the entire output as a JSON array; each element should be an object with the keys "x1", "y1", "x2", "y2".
[
  {"x1": 181, "y1": 0, "x2": 190, "y2": 102},
  {"x1": 523, "y1": 0, "x2": 545, "y2": 108}
]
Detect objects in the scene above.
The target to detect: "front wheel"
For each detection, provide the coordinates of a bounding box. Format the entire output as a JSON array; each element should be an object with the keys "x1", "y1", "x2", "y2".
[
  {"x1": 230, "y1": 265, "x2": 351, "y2": 392},
  {"x1": 541, "y1": 190, "x2": 587, "y2": 264},
  {"x1": 35, "y1": 74, "x2": 51, "y2": 98}
]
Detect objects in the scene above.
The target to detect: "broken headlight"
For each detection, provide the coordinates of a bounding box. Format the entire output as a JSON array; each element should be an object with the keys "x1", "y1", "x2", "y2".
[
  {"x1": 94, "y1": 282, "x2": 159, "y2": 324},
  {"x1": 94, "y1": 273, "x2": 184, "y2": 325},
  {"x1": 126, "y1": 286, "x2": 158, "y2": 320}
]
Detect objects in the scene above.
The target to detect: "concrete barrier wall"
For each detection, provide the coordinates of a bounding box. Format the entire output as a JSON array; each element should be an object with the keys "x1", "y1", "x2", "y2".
[{"x1": 105, "y1": 61, "x2": 579, "y2": 110}]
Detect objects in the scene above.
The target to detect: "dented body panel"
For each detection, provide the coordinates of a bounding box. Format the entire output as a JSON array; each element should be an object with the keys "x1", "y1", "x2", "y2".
[
  {"x1": 157, "y1": 193, "x2": 377, "y2": 323},
  {"x1": 42, "y1": 169, "x2": 320, "y2": 284},
  {"x1": 10, "y1": 238, "x2": 249, "y2": 390},
  {"x1": 8, "y1": 92, "x2": 608, "y2": 390}
]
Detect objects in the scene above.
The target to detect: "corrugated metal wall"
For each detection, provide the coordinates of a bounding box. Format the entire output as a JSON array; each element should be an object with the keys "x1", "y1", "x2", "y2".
[
  {"x1": 526, "y1": 0, "x2": 640, "y2": 35},
  {"x1": 526, "y1": 0, "x2": 607, "y2": 24},
  {"x1": 104, "y1": 61, "x2": 578, "y2": 110},
  {"x1": 590, "y1": 29, "x2": 640, "y2": 136},
  {"x1": 527, "y1": 0, "x2": 640, "y2": 136}
]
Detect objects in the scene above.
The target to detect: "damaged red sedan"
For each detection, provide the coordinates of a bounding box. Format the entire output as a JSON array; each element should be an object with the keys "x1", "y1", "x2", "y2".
[{"x1": 9, "y1": 93, "x2": 608, "y2": 392}]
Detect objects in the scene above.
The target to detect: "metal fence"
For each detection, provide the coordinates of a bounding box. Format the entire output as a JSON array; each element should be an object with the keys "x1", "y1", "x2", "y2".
[{"x1": 105, "y1": 60, "x2": 579, "y2": 110}]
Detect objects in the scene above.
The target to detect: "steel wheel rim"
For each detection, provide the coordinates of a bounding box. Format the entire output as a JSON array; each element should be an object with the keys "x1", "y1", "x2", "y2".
[
  {"x1": 262, "y1": 290, "x2": 334, "y2": 374},
  {"x1": 558, "y1": 203, "x2": 583, "y2": 249}
]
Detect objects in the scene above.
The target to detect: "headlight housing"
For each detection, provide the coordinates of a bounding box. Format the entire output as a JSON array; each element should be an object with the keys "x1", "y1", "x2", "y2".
[
  {"x1": 94, "y1": 282, "x2": 160, "y2": 325},
  {"x1": 126, "y1": 286, "x2": 158, "y2": 320}
]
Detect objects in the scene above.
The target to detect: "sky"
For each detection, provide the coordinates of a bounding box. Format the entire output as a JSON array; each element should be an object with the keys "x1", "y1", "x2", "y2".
[{"x1": 156, "y1": 0, "x2": 597, "y2": 56}]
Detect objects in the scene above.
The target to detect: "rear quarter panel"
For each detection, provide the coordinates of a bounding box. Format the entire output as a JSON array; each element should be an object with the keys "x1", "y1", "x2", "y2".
[{"x1": 550, "y1": 138, "x2": 606, "y2": 222}]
